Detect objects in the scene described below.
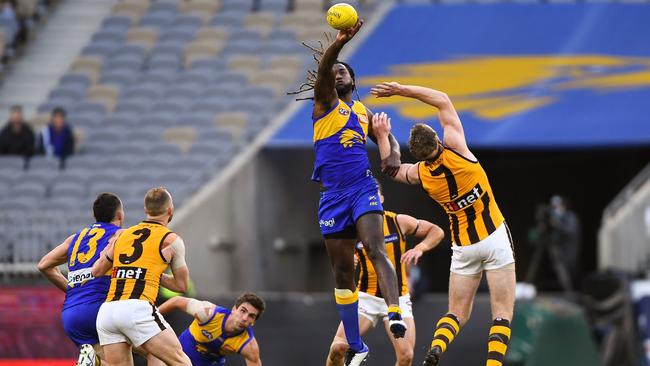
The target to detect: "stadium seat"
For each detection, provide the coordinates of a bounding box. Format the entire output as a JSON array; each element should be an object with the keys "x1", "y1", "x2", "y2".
[
  {"x1": 220, "y1": 0, "x2": 254, "y2": 13},
  {"x1": 227, "y1": 54, "x2": 261, "y2": 74},
  {"x1": 0, "y1": 156, "x2": 26, "y2": 171},
  {"x1": 26, "y1": 157, "x2": 61, "y2": 172},
  {"x1": 181, "y1": 1, "x2": 219, "y2": 23},
  {"x1": 139, "y1": 12, "x2": 177, "y2": 29},
  {"x1": 86, "y1": 84, "x2": 120, "y2": 113},
  {"x1": 70, "y1": 59, "x2": 103, "y2": 83},
  {"x1": 111, "y1": 1, "x2": 150, "y2": 20},
  {"x1": 48, "y1": 86, "x2": 85, "y2": 103},
  {"x1": 59, "y1": 72, "x2": 94, "y2": 91},
  {"x1": 292, "y1": 0, "x2": 324, "y2": 12},
  {"x1": 210, "y1": 11, "x2": 246, "y2": 28},
  {"x1": 184, "y1": 40, "x2": 224, "y2": 66},
  {"x1": 50, "y1": 181, "x2": 87, "y2": 199},
  {"x1": 10, "y1": 182, "x2": 47, "y2": 200},
  {"x1": 0, "y1": 181, "x2": 11, "y2": 199},
  {"x1": 259, "y1": 0, "x2": 290, "y2": 13},
  {"x1": 163, "y1": 127, "x2": 197, "y2": 153},
  {"x1": 114, "y1": 99, "x2": 151, "y2": 115}
]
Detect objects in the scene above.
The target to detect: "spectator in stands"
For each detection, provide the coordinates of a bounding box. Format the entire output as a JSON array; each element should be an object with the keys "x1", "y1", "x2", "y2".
[
  {"x1": 0, "y1": 0, "x2": 19, "y2": 48},
  {"x1": 0, "y1": 104, "x2": 35, "y2": 157},
  {"x1": 37, "y1": 107, "x2": 75, "y2": 160}
]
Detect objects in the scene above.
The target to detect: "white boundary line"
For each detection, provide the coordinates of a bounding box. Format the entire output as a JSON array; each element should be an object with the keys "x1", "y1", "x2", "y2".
[{"x1": 173, "y1": 3, "x2": 394, "y2": 224}]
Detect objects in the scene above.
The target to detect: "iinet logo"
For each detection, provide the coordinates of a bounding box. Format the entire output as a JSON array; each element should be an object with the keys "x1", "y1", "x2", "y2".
[
  {"x1": 113, "y1": 266, "x2": 147, "y2": 280},
  {"x1": 443, "y1": 184, "x2": 484, "y2": 212},
  {"x1": 319, "y1": 218, "x2": 336, "y2": 228}
]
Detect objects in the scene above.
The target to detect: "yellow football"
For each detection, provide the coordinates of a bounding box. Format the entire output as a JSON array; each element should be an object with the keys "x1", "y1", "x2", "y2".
[{"x1": 326, "y1": 3, "x2": 358, "y2": 31}]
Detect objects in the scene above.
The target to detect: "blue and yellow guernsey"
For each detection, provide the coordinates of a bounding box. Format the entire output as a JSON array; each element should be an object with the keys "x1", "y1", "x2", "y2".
[
  {"x1": 312, "y1": 99, "x2": 374, "y2": 190},
  {"x1": 63, "y1": 222, "x2": 120, "y2": 311},
  {"x1": 179, "y1": 306, "x2": 254, "y2": 365}
]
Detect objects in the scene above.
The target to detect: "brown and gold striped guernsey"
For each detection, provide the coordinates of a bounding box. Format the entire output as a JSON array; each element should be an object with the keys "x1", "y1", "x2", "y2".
[
  {"x1": 418, "y1": 149, "x2": 505, "y2": 246},
  {"x1": 106, "y1": 220, "x2": 172, "y2": 304},
  {"x1": 356, "y1": 211, "x2": 409, "y2": 297}
]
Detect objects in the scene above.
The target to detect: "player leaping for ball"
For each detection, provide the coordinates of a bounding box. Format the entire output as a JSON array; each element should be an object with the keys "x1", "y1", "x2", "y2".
[
  {"x1": 297, "y1": 20, "x2": 406, "y2": 366},
  {"x1": 370, "y1": 83, "x2": 516, "y2": 366}
]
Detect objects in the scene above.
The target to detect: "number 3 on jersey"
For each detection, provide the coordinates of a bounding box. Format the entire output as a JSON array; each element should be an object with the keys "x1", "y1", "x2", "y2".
[{"x1": 119, "y1": 228, "x2": 151, "y2": 264}]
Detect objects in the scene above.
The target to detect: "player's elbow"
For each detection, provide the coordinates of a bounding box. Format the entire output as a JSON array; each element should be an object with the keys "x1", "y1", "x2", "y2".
[
  {"x1": 436, "y1": 91, "x2": 451, "y2": 103},
  {"x1": 433, "y1": 225, "x2": 445, "y2": 241},
  {"x1": 91, "y1": 263, "x2": 104, "y2": 278},
  {"x1": 36, "y1": 258, "x2": 49, "y2": 273}
]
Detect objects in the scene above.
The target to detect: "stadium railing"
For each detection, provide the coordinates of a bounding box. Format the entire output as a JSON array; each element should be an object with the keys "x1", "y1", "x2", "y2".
[{"x1": 598, "y1": 162, "x2": 650, "y2": 273}]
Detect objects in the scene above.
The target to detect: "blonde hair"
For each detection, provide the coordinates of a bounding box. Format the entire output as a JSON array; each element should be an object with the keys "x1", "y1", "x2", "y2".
[{"x1": 144, "y1": 187, "x2": 172, "y2": 216}]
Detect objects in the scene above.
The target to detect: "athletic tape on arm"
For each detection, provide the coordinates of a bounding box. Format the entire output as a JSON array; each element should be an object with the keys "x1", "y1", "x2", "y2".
[
  {"x1": 186, "y1": 299, "x2": 215, "y2": 323},
  {"x1": 170, "y1": 236, "x2": 187, "y2": 269}
]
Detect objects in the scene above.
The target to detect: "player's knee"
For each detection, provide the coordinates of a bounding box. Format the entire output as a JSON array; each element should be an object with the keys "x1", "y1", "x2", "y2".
[
  {"x1": 396, "y1": 346, "x2": 413, "y2": 365},
  {"x1": 363, "y1": 244, "x2": 388, "y2": 265},
  {"x1": 333, "y1": 267, "x2": 355, "y2": 286}
]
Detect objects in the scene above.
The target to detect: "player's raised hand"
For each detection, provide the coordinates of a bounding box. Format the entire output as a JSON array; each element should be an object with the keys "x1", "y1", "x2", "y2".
[
  {"x1": 336, "y1": 19, "x2": 363, "y2": 44},
  {"x1": 370, "y1": 82, "x2": 404, "y2": 98},
  {"x1": 373, "y1": 111, "x2": 392, "y2": 138}
]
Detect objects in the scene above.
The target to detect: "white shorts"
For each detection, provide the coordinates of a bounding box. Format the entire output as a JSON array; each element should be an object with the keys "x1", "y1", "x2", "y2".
[
  {"x1": 96, "y1": 299, "x2": 170, "y2": 347},
  {"x1": 450, "y1": 223, "x2": 515, "y2": 276},
  {"x1": 358, "y1": 292, "x2": 413, "y2": 327}
]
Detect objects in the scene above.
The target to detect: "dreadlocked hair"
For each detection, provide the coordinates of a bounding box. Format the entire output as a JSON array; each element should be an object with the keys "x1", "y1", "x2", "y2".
[{"x1": 288, "y1": 33, "x2": 361, "y2": 102}]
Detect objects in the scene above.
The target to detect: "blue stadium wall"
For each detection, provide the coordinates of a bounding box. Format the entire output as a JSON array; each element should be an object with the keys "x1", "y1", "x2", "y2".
[{"x1": 273, "y1": 3, "x2": 650, "y2": 147}]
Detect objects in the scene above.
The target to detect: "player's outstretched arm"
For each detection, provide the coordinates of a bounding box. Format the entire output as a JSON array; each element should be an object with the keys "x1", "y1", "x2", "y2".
[
  {"x1": 312, "y1": 19, "x2": 363, "y2": 119},
  {"x1": 393, "y1": 163, "x2": 421, "y2": 185},
  {"x1": 241, "y1": 338, "x2": 262, "y2": 366},
  {"x1": 371, "y1": 82, "x2": 473, "y2": 159},
  {"x1": 160, "y1": 233, "x2": 190, "y2": 293},
  {"x1": 159, "y1": 296, "x2": 216, "y2": 323},
  {"x1": 397, "y1": 215, "x2": 445, "y2": 266},
  {"x1": 37, "y1": 235, "x2": 73, "y2": 292}
]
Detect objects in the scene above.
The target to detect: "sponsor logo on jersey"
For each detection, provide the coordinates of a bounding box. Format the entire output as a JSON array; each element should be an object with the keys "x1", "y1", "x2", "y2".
[
  {"x1": 201, "y1": 329, "x2": 214, "y2": 340},
  {"x1": 112, "y1": 266, "x2": 148, "y2": 280},
  {"x1": 319, "y1": 218, "x2": 336, "y2": 228},
  {"x1": 68, "y1": 267, "x2": 95, "y2": 287},
  {"x1": 338, "y1": 108, "x2": 350, "y2": 116},
  {"x1": 443, "y1": 183, "x2": 484, "y2": 212},
  {"x1": 384, "y1": 234, "x2": 399, "y2": 243}
]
